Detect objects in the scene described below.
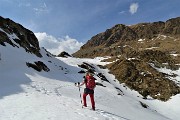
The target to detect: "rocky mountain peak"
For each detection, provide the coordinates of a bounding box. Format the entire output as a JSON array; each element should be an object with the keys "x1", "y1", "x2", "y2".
[
  {"x1": 163, "y1": 17, "x2": 180, "y2": 35},
  {"x1": 0, "y1": 16, "x2": 42, "y2": 57},
  {"x1": 81, "y1": 24, "x2": 137, "y2": 49}
]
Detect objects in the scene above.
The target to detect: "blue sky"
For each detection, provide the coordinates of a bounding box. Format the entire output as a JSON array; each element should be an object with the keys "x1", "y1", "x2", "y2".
[{"x1": 1, "y1": 0, "x2": 180, "y2": 54}]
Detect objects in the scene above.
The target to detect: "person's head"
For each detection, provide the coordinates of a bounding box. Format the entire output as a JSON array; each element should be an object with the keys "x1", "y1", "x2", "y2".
[
  {"x1": 85, "y1": 72, "x2": 89, "y2": 76},
  {"x1": 88, "y1": 73, "x2": 93, "y2": 76}
]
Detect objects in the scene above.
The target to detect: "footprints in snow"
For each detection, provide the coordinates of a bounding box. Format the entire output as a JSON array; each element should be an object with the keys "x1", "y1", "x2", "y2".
[
  {"x1": 25, "y1": 82, "x2": 129, "y2": 120},
  {"x1": 27, "y1": 82, "x2": 75, "y2": 97},
  {"x1": 30, "y1": 84, "x2": 53, "y2": 95},
  {"x1": 26, "y1": 82, "x2": 64, "y2": 97}
]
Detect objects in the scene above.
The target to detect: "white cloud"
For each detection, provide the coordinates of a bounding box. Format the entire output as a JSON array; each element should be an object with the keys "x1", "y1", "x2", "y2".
[
  {"x1": 129, "y1": 3, "x2": 139, "y2": 14},
  {"x1": 18, "y1": 2, "x2": 31, "y2": 7},
  {"x1": 33, "y1": 3, "x2": 49, "y2": 14},
  {"x1": 35, "y1": 32, "x2": 84, "y2": 55},
  {"x1": 118, "y1": 11, "x2": 126, "y2": 15}
]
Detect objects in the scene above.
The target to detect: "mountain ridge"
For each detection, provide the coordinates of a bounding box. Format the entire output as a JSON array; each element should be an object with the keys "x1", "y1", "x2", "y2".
[{"x1": 74, "y1": 17, "x2": 180, "y2": 58}]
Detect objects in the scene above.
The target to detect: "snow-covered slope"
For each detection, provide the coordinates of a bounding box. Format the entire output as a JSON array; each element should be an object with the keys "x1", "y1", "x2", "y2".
[{"x1": 0, "y1": 43, "x2": 180, "y2": 120}]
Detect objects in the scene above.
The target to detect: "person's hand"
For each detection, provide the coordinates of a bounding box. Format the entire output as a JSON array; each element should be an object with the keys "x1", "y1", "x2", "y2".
[
  {"x1": 75, "y1": 82, "x2": 80, "y2": 87},
  {"x1": 75, "y1": 83, "x2": 78, "y2": 86}
]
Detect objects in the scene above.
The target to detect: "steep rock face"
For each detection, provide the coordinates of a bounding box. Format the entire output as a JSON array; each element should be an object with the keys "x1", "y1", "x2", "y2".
[
  {"x1": 130, "y1": 21, "x2": 165, "y2": 39},
  {"x1": 163, "y1": 17, "x2": 180, "y2": 35},
  {"x1": 0, "y1": 16, "x2": 42, "y2": 57},
  {"x1": 81, "y1": 24, "x2": 138, "y2": 49}
]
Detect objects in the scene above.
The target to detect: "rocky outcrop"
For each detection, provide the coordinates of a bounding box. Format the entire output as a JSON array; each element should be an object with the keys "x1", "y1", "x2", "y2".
[
  {"x1": 26, "y1": 61, "x2": 50, "y2": 72},
  {"x1": 163, "y1": 17, "x2": 180, "y2": 35},
  {"x1": 57, "y1": 51, "x2": 72, "y2": 58},
  {"x1": 106, "y1": 51, "x2": 180, "y2": 101},
  {"x1": 130, "y1": 21, "x2": 165, "y2": 39},
  {"x1": 0, "y1": 16, "x2": 42, "y2": 57},
  {"x1": 81, "y1": 24, "x2": 138, "y2": 49}
]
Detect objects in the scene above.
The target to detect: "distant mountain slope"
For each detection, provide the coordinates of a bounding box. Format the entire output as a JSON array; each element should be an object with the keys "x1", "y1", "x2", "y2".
[
  {"x1": 73, "y1": 17, "x2": 180, "y2": 58},
  {"x1": 73, "y1": 17, "x2": 180, "y2": 101}
]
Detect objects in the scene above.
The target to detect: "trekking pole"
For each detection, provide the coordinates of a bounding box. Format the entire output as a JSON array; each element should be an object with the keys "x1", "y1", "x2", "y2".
[
  {"x1": 78, "y1": 82, "x2": 83, "y2": 105},
  {"x1": 75, "y1": 82, "x2": 83, "y2": 106}
]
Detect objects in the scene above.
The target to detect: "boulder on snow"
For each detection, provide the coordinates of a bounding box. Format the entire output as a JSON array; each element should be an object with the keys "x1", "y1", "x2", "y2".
[
  {"x1": 78, "y1": 70, "x2": 86, "y2": 74},
  {"x1": 78, "y1": 62, "x2": 95, "y2": 74},
  {"x1": 57, "y1": 51, "x2": 72, "y2": 58},
  {"x1": 26, "y1": 61, "x2": 50, "y2": 72}
]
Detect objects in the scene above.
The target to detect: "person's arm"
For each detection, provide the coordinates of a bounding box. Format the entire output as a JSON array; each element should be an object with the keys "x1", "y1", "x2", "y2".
[
  {"x1": 76, "y1": 76, "x2": 86, "y2": 87},
  {"x1": 79, "y1": 76, "x2": 87, "y2": 87},
  {"x1": 79, "y1": 80, "x2": 85, "y2": 86}
]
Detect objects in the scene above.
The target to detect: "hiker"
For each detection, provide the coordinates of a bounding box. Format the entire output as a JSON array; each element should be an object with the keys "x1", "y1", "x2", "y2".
[{"x1": 78, "y1": 72, "x2": 96, "y2": 110}]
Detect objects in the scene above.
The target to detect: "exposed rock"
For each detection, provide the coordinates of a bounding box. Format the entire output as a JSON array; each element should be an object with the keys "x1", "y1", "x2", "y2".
[
  {"x1": 78, "y1": 62, "x2": 95, "y2": 74},
  {"x1": 57, "y1": 51, "x2": 72, "y2": 58},
  {"x1": 96, "y1": 82, "x2": 106, "y2": 87},
  {"x1": 78, "y1": 24, "x2": 138, "y2": 50},
  {"x1": 26, "y1": 61, "x2": 50, "y2": 72},
  {"x1": 139, "y1": 101, "x2": 149, "y2": 108},
  {"x1": 130, "y1": 21, "x2": 165, "y2": 39},
  {"x1": 0, "y1": 16, "x2": 42, "y2": 57},
  {"x1": 73, "y1": 17, "x2": 180, "y2": 58},
  {"x1": 106, "y1": 55, "x2": 180, "y2": 101},
  {"x1": 78, "y1": 70, "x2": 86, "y2": 74},
  {"x1": 97, "y1": 73, "x2": 109, "y2": 83},
  {"x1": 163, "y1": 17, "x2": 180, "y2": 35}
]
